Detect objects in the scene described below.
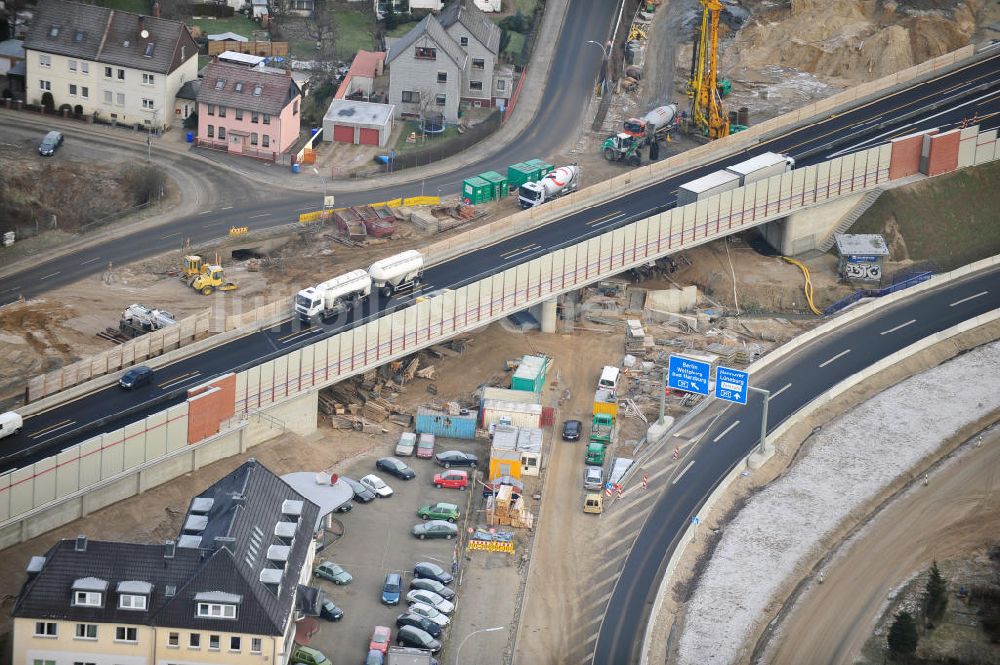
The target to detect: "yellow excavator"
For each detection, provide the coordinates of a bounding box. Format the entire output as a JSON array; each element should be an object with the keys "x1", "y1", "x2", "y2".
[
  {"x1": 182, "y1": 255, "x2": 238, "y2": 295},
  {"x1": 688, "y1": 0, "x2": 731, "y2": 140}
]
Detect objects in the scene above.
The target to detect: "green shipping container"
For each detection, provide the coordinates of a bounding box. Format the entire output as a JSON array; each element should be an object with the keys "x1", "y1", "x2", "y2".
[
  {"x1": 525, "y1": 159, "x2": 554, "y2": 177},
  {"x1": 511, "y1": 354, "x2": 549, "y2": 392},
  {"x1": 507, "y1": 162, "x2": 540, "y2": 189},
  {"x1": 462, "y1": 176, "x2": 491, "y2": 205},
  {"x1": 478, "y1": 170, "x2": 508, "y2": 199}
]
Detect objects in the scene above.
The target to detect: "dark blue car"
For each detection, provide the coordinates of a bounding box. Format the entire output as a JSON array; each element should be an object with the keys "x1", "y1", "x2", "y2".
[
  {"x1": 119, "y1": 366, "x2": 154, "y2": 390},
  {"x1": 381, "y1": 572, "x2": 402, "y2": 605}
]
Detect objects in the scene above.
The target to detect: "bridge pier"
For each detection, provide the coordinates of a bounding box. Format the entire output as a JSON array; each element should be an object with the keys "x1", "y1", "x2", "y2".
[
  {"x1": 244, "y1": 389, "x2": 319, "y2": 448},
  {"x1": 759, "y1": 192, "x2": 866, "y2": 255},
  {"x1": 539, "y1": 298, "x2": 558, "y2": 333}
]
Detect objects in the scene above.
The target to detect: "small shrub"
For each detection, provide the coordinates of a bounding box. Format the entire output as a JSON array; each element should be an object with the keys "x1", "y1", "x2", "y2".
[{"x1": 41, "y1": 92, "x2": 55, "y2": 111}]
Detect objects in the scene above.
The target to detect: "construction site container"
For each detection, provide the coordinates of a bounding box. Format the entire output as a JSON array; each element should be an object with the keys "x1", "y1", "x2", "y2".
[
  {"x1": 462, "y1": 176, "x2": 492, "y2": 205},
  {"x1": 676, "y1": 170, "x2": 741, "y2": 208},
  {"x1": 525, "y1": 158, "x2": 553, "y2": 177},
  {"x1": 415, "y1": 407, "x2": 477, "y2": 440},
  {"x1": 511, "y1": 355, "x2": 549, "y2": 393},
  {"x1": 516, "y1": 427, "x2": 543, "y2": 477},
  {"x1": 489, "y1": 445, "x2": 522, "y2": 481},
  {"x1": 481, "y1": 400, "x2": 543, "y2": 430},
  {"x1": 593, "y1": 389, "x2": 619, "y2": 419},
  {"x1": 481, "y1": 386, "x2": 540, "y2": 405},
  {"x1": 491, "y1": 424, "x2": 519, "y2": 450},
  {"x1": 507, "y1": 162, "x2": 540, "y2": 189},
  {"x1": 478, "y1": 170, "x2": 508, "y2": 199}
]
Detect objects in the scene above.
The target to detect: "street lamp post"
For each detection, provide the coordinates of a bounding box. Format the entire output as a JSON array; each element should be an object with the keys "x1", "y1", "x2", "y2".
[
  {"x1": 311, "y1": 167, "x2": 331, "y2": 216},
  {"x1": 585, "y1": 40, "x2": 611, "y2": 96},
  {"x1": 749, "y1": 386, "x2": 771, "y2": 455},
  {"x1": 454, "y1": 626, "x2": 505, "y2": 665}
]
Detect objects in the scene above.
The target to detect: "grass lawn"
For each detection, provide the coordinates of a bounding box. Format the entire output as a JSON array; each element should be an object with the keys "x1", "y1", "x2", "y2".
[
  {"x1": 188, "y1": 16, "x2": 261, "y2": 39},
  {"x1": 508, "y1": 0, "x2": 539, "y2": 13},
  {"x1": 385, "y1": 21, "x2": 418, "y2": 38},
  {"x1": 392, "y1": 121, "x2": 461, "y2": 155},
  {"x1": 505, "y1": 31, "x2": 525, "y2": 60},
  {"x1": 334, "y1": 8, "x2": 377, "y2": 58},
  {"x1": 94, "y1": 0, "x2": 151, "y2": 13}
]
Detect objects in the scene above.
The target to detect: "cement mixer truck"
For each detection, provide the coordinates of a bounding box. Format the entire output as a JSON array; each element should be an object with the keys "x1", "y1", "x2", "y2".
[
  {"x1": 623, "y1": 103, "x2": 679, "y2": 144},
  {"x1": 518, "y1": 164, "x2": 580, "y2": 208},
  {"x1": 369, "y1": 250, "x2": 424, "y2": 297},
  {"x1": 295, "y1": 269, "x2": 372, "y2": 322}
]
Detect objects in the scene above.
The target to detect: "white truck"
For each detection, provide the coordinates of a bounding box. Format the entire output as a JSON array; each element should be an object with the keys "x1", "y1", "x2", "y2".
[
  {"x1": 295, "y1": 269, "x2": 372, "y2": 322},
  {"x1": 725, "y1": 151, "x2": 795, "y2": 186},
  {"x1": 518, "y1": 164, "x2": 580, "y2": 208},
  {"x1": 676, "y1": 170, "x2": 741, "y2": 207},
  {"x1": 369, "y1": 250, "x2": 424, "y2": 297},
  {"x1": 624, "y1": 103, "x2": 679, "y2": 144}
]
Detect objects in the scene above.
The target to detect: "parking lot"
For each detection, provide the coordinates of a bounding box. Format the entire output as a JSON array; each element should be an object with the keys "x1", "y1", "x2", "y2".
[{"x1": 307, "y1": 436, "x2": 486, "y2": 663}]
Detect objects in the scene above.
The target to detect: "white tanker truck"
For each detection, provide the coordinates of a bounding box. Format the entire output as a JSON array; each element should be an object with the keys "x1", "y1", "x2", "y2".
[
  {"x1": 518, "y1": 164, "x2": 580, "y2": 209},
  {"x1": 295, "y1": 269, "x2": 372, "y2": 322},
  {"x1": 294, "y1": 251, "x2": 426, "y2": 322}
]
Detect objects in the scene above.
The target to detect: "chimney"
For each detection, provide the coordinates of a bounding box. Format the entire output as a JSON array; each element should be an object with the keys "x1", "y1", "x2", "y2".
[
  {"x1": 75, "y1": 535, "x2": 87, "y2": 552},
  {"x1": 152, "y1": 1, "x2": 161, "y2": 18},
  {"x1": 138, "y1": 15, "x2": 145, "y2": 33},
  {"x1": 164, "y1": 539, "x2": 176, "y2": 559},
  {"x1": 213, "y1": 536, "x2": 236, "y2": 553}
]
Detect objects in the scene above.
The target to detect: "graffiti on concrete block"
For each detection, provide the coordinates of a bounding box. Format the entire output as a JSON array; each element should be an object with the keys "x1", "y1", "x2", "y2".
[{"x1": 845, "y1": 262, "x2": 881, "y2": 281}]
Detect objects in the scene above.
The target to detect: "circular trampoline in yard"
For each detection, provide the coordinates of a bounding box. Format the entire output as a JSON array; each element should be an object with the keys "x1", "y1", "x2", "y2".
[{"x1": 420, "y1": 113, "x2": 446, "y2": 134}]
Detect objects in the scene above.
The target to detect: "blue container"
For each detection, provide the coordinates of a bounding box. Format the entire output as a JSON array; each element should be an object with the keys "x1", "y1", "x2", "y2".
[
  {"x1": 415, "y1": 407, "x2": 477, "y2": 440},
  {"x1": 292, "y1": 162, "x2": 300, "y2": 174},
  {"x1": 311, "y1": 127, "x2": 320, "y2": 136},
  {"x1": 186, "y1": 131, "x2": 194, "y2": 143}
]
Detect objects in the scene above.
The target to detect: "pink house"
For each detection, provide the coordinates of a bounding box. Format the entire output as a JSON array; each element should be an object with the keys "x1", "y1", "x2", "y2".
[{"x1": 196, "y1": 60, "x2": 302, "y2": 160}]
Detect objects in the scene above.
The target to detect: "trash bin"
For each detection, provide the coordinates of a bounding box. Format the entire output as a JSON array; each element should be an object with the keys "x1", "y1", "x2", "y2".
[
  {"x1": 292, "y1": 163, "x2": 300, "y2": 174},
  {"x1": 186, "y1": 131, "x2": 194, "y2": 143}
]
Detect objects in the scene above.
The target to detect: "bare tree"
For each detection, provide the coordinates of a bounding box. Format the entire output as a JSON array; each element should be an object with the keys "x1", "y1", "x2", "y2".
[{"x1": 306, "y1": 2, "x2": 340, "y2": 62}]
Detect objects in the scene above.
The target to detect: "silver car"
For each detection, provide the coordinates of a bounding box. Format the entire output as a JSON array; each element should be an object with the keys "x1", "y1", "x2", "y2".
[
  {"x1": 405, "y1": 589, "x2": 454, "y2": 614},
  {"x1": 584, "y1": 465, "x2": 604, "y2": 491}
]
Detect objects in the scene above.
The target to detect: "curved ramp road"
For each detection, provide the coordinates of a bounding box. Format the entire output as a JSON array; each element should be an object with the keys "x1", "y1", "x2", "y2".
[
  {"x1": 1, "y1": 51, "x2": 999, "y2": 472},
  {"x1": 591, "y1": 270, "x2": 1000, "y2": 664},
  {"x1": 0, "y1": 0, "x2": 618, "y2": 305}
]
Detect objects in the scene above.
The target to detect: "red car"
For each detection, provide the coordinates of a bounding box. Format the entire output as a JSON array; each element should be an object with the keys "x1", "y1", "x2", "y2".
[
  {"x1": 369, "y1": 625, "x2": 391, "y2": 655},
  {"x1": 416, "y1": 433, "x2": 436, "y2": 459},
  {"x1": 433, "y1": 469, "x2": 468, "y2": 490}
]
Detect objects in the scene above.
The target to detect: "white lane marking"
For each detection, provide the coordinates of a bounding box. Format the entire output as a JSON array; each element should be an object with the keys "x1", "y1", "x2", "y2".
[
  {"x1": 80, "y1": 256, "x2": 102, "y2": 265},
  {"x1": 819, "y1": 349, "x2": 851, "y2": 368},
  {"x1": 4, "y1": 285, "x2": 20, "y2": 292},
  {"x1": 771, "y1": 382, "x2": 792, "y2": 399},
  {"x1": 199, "y1": 210, "x2": 212, "y2": 215},
  {"x1": 249, "y1": 213, "x2": 272, "y2": 218},
  {"x1": 949, "y1": 290, "x2": 988, "y2": 307},
  {"x1": 880, "y1": 319, "x2": 916, "y2": 335},
  {"x1": 588, "y1": 212, "x2": 626, "y2": 229},
  {"x1": 160, "y1": 232, "x2": 180, "y2": 239},
  {"x1": 672, "y1": 460, "x2": 695, "y2": 485},
  {"x1": 221, "y1": 205, "x2": 233, "y2": 210},
  {"x1": 712, "y1": 420, "x2": 740, "y2": 443},
  {"x1": 40, "y1": 272, "x2": 60, "y2": 280}
]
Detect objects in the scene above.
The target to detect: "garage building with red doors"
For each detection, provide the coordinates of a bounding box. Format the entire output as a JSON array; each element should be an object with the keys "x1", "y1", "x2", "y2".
[{"x1": 322, "y1": 99, "x2": 395, "y2": 148}]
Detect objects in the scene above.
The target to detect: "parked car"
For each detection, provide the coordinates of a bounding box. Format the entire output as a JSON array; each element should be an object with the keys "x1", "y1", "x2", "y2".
[
  {"x1": 119, "y1": 365, "x2": 154, "y2": 390},
  {"x1": 342, "y1": 476, "x2": 377, "y2": 503},
  {"x1": 406, "y1": 589, "x2": 454, "y2": 614},
  {"x1": 409, "y1": 577, "x2": 455, "y2": 601},
  {"x1": 376, "y1": 457, "x2": 416, "y2": 480},
  {"x1": 291, "y1": 645, "x2": 333, "y2": 665},
  {"x1": 369, "y1": 625, "x2": 391, "y2": 654},
  {"x1": 365, "y1": 649, "x2": 384, "y2": 665},
  {"x1": 433, "y1": 469, "x2": 468, "y2": 490},
  {"x1": 396, "y1": 611, "x2": 443, "y2": 638},
  {"x1": 412, "y1": 520, "x2": 458, "y2": 540},
  {"x1": 361, "y1": 474, "x2": 393, "y2": 498},
  {"x1": 38, "y1": 130, "x2": 63, "y2": 156},
  {"x1": 562, "y1": 419, "x2": 583, "y2": 441},
  {"x1": 413, "y1": 561, "x2": 454, "y2": 585},
  {"x1": 417, "y1": 502, "x2": 460, "y2": 522},
  {"x1": 319, "y1": 598, "x2": 343, "y2": 622},
  {"x1": 407, "y1": 602, "x2": 450, "y2": 627},
  {"x1": 434, "y1": 450, "x2": 479, "y2": 468},
  {"x1": 314, "y1": 561, "x2": 352, "y2": 585},
  {"x1": 396, "y1": 625, "x2": 442, "y2": 653},
  {"x1": 416, "y1": 432, "x2": 436, "y2": 459},
  {"x1": 584, "y1": 465, "x2": 604, "y2": 491},
  {"x1": 395, "y1": 432, "x2": 417, "y2": 456},
  {"x1": 382, "y1": 572, "x2": 403, "y2": 605},
  {"x1": 482, "y1": 476, "x2": 525, "y2": 498}
]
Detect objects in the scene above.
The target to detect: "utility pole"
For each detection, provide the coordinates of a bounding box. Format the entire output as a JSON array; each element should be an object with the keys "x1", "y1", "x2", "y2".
[{"x1": 748, "y1": 386, "x2": 771, "y2": 455}]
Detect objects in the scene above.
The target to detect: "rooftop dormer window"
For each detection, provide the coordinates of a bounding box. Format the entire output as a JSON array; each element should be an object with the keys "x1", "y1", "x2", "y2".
[
  {"x1": 235, "y1": 82, "x2": 243, "y2": 92},
  {"x1": 194, "y1": 591, "x2": 241, "y2": 619},
  {"x1": 144, "y1": 43, "x2": 155, "y2": 58},
  {"x1": 253, "y1": 85, "x2": 262, "y2": 96},
  {"x1": 117, "y1": 581, "x2": 151, "y2": 610},
  {"x1": 119, "y1": 594, "x2": 148, "y2": 610},
  {"x1": 49, "y1": 26, "x2": 60, "y2": 38},
  {"x1": 74, "y1": 30, "x2": 85, "y2": 42},
  {"x1": 215, "y1": 79, "x2": 226, "y2": 90},
  {"x1": 72, "y1": 577, "x2": 108, "y2": 607}
]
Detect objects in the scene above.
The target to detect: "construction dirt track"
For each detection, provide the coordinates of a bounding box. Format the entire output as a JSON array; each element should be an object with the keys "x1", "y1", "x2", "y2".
[{"x1": 764, "y1": 427, "x2": 1000, "y2": 665}]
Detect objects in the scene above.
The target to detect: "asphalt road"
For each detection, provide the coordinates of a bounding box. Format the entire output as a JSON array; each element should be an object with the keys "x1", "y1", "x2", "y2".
[
  {"x1": 0, "y1": 0, "x2": 617, "y2": 304},
  {"x1": 2, "y1": 48, "x2": 999, "y2": 472},
  {"x1": 592, "y1": 268, "x2": 1000, "y2": 664}
]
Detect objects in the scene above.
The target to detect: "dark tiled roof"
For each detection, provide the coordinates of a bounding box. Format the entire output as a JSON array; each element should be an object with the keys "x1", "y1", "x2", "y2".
[
  {"x1": 23, "y1": 0, "x2": 197, "y2": 75},
  {"x1": 13, "y1": 460, "x2": 319, "y2": 636},
  {"x1": 197, "y1": 61, "x2": 301, "y2": 116},
  {"x1": 0, "y1": 39, "x2": 24, "y2": 59},
  {"x1": 438, "y1": 0, "x2": 501, "y2": 54},
  {"x1": 176, "y1": 79, "x2": 201, "y2": 100},
  {"x1": 386, "y1": 13, "x2": 468, "y2": 69}
]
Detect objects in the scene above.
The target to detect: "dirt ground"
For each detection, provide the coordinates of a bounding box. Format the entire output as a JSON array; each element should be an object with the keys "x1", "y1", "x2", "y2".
[{"x1": 764, "y1": 427, "x2": 1000, "y2": 665}]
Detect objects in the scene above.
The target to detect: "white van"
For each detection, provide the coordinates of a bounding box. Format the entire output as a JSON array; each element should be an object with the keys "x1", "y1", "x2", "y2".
[
  {"x1": 0, "y1": 412, "x2": 23, "y2": 440},
  {"x1": 598, "y1": 366, "x2": 620, "y2": 393}
]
